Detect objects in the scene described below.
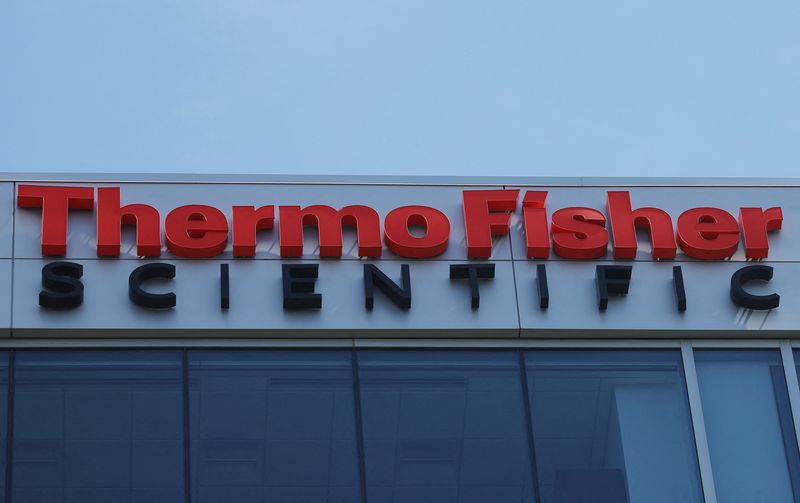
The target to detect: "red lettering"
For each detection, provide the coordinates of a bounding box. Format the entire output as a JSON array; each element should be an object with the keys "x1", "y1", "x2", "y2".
[
  {"x1": 165, "y1": 205, "x2": 229, "y2": 258},
  {"x1": 96, "y1": 187, "x2": 161, "y2": 257},
  {"x1": 551, "y1": 207, "x2": 608, "y2": 259},
  {"x1": 677, "y1": 208, "x2": 739, "y2": 260},
  {"x1": 279, "y1": 205, "x2": 381, "y2": 258},
  {"x1": 232, "y1": 205, "x2": 275, "y2": 257},
  {"x1": 384, "y1": 206, "x2": 450, "y2": 258},
  {"x1": 462, "y1": 189, "x2": 519, "y2": 258},
  {"x1": 18, "y1": 184, "x2": 787, "y2": 263},
  {"x1": 523, "y1": 191, "x2": 549, "y2": 258},
  {"x1": 17, "y1": 184, "x2": 94, "y2": 256},
  {"x1": 739, "y1": 207, "x2": 783, "y2": 259},
  {"x1": 607, "y1": 191, "x2": 676, "y2": 259}
]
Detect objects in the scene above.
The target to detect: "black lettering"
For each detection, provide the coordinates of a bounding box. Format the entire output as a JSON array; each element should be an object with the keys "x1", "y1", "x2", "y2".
[
  {"x1": 673, "y1": 266, "x2": 686, "y2": 312},
  {"x1": 364, "y1": 264, "x2": 411, "y2": 310},
  {"x1": 129, "y1": 263, "x2": 176, "y2": 309},
  {"x1": 220, "y1": 263, "x2": 230, "y2": 310},
  {"x1": 596, "y1": 265, "x2": 632, "y2": 311},
  {"x1": 39, "y1": 261, "x2": 84, "y2": 310},
  {"x1": 537, "y1": 264, "x2": 549, "y2": 309},
  {"x1": 450, "y1": 263, "x2": 495, "y2": 310},
  {"x1": 730, "y1": 265, "x2": 780, "y2": 310},
  {"x1": 283, "y1": 264, "x2": 321, "y2": 309}
]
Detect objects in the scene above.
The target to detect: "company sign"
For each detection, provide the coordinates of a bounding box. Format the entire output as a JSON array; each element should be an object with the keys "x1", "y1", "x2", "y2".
[
  {"x1": 18, "y1": 184, "x2": 782, "y2": 260},
  {"x1": 3, "y1": 181, "x2": 798, "y2": 337}
]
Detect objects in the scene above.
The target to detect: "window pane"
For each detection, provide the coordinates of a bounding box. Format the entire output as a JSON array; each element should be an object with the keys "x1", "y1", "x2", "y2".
[
  {"x1": 188, "y1": 351, "x2": 361, "y2": 503},
  {"x1": 697, "y1": 351, "x2": 800, "y2": 503},
  {"x1": 358, "y1": 350, "x2": 535, "y2": 503},
  {"x1": 12, "y1": 351, "x2": 184, "y2": 503},
  {"x1": 524, "y1": 351, "x2": 703, "y2": 503},
  {"x1": 0, "y1": 353, "x2": 9, "y2": 503}
]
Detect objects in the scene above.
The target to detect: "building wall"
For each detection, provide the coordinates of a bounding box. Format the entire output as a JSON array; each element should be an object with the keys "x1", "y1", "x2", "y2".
[{"x1": 0, "y1": 175, "x2": 799, "y2": 503}]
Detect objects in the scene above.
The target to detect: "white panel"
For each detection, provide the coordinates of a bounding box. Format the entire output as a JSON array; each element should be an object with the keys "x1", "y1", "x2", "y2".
[
  {"x1": 9, "y1": 180, "x2": 800, "y2": 338},
  {"x1": 517, "y1": 260, "x2": 799, "y2": 336},
  {"x1": 11, "y1": 259, "x2": 519, "y2": 337},
  {"x1": 0, "y1": 183, "x2": 14, "y2": 258},
  {"x1": 0, "y1": 260, "x2": 11, "y2": 335}
]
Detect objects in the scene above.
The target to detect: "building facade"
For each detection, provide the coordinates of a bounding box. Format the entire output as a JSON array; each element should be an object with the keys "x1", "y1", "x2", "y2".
[{"x1": 0, "y1": 173, "x2": 797, "y2": 503}]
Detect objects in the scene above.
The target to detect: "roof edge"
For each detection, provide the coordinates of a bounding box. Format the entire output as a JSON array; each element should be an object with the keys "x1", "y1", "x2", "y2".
[{"x1": 2, "y1": 172, "x2": 800, "y2": 187}]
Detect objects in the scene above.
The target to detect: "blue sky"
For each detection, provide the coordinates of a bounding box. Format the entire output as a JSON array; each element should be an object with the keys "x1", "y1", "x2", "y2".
[{"x1": 1, "y1": 0, "x2": 798, "y2": 177}]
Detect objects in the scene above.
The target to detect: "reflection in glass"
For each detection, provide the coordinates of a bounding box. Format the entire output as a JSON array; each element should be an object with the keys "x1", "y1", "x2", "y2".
[
  {"x1": 12, "y1": 351, "x2": 184, "y2": 503},
  {"x1": 698, "y1": 351, "x2": 800, "y2": 503},
  {"x1": 0, "y1": 353, "x2": 8, "y2": 503},
  {"x1": 524, "y1": 351, "x2": 703, "y2": 503},
  {"x1": 188, "y1": 351, "x2": 361, "y2": 503},
  {"x1": 358, "y1": 351, "x2": 535, "y2": 503}
]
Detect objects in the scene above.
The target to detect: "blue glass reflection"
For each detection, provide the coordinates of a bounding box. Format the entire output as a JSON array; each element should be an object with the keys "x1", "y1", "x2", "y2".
[
  {"x1": 0, "y1": 353, "x2": 9, "y2": 503},
  {"x1": 698, "y1": 350, "x2": 800, "y2": 503},
  {"x1": 12, "y1": 351, "x2": 184, "y2": 503},
  {"x1": 358, "y1": 350, "x2": 535, "y2": 503},
  {"x1": 524, "y1": 351, "x2": 703, "y2": 503},
  {"x1": 188, "y1": 350, "x2": 361, "y2": 503}
]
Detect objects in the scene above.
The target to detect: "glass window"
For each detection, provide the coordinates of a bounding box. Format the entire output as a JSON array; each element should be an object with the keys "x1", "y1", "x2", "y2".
[
  {"x1": 12, "y1": 351, "x2": 184, "y2": 503},
  {"x1": 524, "y1": 351, "x2": 703, "y2": 503},
  {"x1": 188, "y1": 350, "x2": 361, "y2": 503},
  {"x1": 0, "y1": 353, "x2": 9, "y2": 503},
  {"x1": 697, "y1": 351, "x2": 800, "y2": 503},
  {"x1": 358, "y1": 350, "x2": 535, "y2": 503}
]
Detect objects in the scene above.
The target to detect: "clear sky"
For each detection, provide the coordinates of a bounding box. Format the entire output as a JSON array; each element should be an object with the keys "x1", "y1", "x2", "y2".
[{"x1": 1, "y1": 1, "x2": 798, "y2": 177}]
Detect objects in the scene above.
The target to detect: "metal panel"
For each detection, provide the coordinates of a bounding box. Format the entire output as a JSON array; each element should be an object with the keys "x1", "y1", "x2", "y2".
[
  {"x1": 780, "y1": 342, "x2": 800, "y2": 470},
  {"x1": 0, "y1": 183, "x2": 14, "y2": 259},
  {"x1": 0, "y1": 338, "x2": 784, "y2": 349},
  {"x1": 517, "y1": 260, "x2": 796, "y2": 337},
  {"x1": 13, "y1": 182, "x2": 511, "y2": 261},
  {"x1": 11, "y1": 259, "x2": 519, "y2": 338},
  {"x1": 9, "y1": 178, "x2": 800, "y2": 338},
  {"x1": 681, "y1": 343, "x2": 718, "y2": 503},
  {"x1": 4, "y1": 171, "x2": 800, "y2": 187},
  {"x1": 0, "y1": 261, "x2": 11, "y2": 336}
]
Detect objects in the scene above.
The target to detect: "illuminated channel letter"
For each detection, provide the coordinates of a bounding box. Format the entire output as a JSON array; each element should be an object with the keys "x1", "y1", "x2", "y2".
[
  {"x1": 462, "y1": 190, "x2": 519, "y2": 258},
  {"x1": 18, "y1": 185, "x2": 94, "y2": 256}
]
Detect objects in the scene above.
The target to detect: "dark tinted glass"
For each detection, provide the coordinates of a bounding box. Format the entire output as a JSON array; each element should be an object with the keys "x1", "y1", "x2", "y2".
[
  {"x1": 188, "y1": 350, "x2": 361, "y2": 503},
  {"x1": 0, "y1": 353, "x2": 9, "y2": 503},
  {"x1": 524, "y1": 351, "x2": 703, "y2": 503},
  {"x1": 358, "y1": 350, "x2": 535, "y2": 503},
  {"x1": 698, "y1": 350, "x2": 800, "y2": 503},
  {"x1": 12, "y1": 351, "x2": 184, "y2": 503}
]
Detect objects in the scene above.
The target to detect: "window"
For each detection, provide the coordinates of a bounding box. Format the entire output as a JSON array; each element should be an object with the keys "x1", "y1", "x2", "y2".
[
  {"x1": 7, "y1": 345, "x2": 800, "y2": 503},
  {"x1": 188, "y1": 350, "x2": 361, "y2": 503},
  {"x1": 524, "y1": 351, "x2": 703, "y2": 503},
  {"x1": 697, "y1": 351, "x2": 800, "y2": 503},
  {"x1": 12, "y1": 351, "x2": 184, "y2": 503},
  {"x1": 0, "y1": 353, "x2": 8, "y2": 503},
  {"x1": 358, "y1": 350, "x2": 535, "y2": 503}
]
